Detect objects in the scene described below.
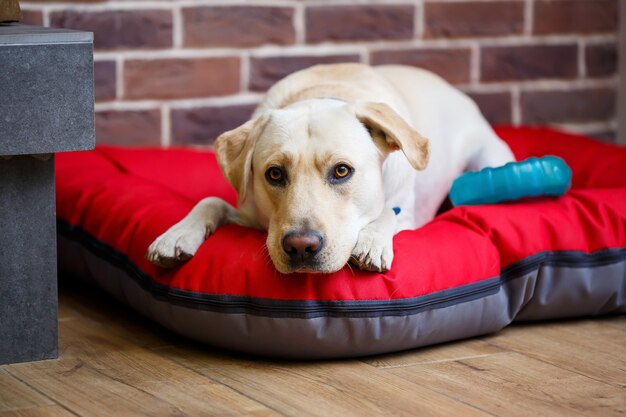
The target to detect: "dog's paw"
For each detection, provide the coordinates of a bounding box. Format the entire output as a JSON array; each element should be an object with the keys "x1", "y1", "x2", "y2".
[
  {"x1": 145, "y1": 223, "x2": 210, "y2": 268},
  {"x1": 350, "y1": 229, "x2": 394, "y2": 273}
]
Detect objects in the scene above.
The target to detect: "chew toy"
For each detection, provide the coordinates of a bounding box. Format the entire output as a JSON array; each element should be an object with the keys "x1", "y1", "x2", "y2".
[{"x1": 450, "y1": 156, "x2": 572, "y2": 206}]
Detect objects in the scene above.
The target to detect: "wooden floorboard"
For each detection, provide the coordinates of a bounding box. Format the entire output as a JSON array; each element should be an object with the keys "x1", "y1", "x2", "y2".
[
  {"x1": 388, "y1": 351, "x2": 625, "y2": 417},
  {"x1": 0, "y1": 370, "x2": 54, "y2": 412},
  {"x1": 161, "y1": 346, "x2": 491, "y2": 417},
  {"x1": 362, "y1": 338, "x2": 507, "y2": 369},
  {"x1": 6, "y1": 348, "x2": 280, "y2": 417},
  {"x1": 483, "y1": 320, "x2": 626, "y2": 387},
  {"x1": 1, "y1": 278, "x2": 624, "y2": 416},
  {"x1": 0, "y1": 405, "x2": 78, "y2": 417}
]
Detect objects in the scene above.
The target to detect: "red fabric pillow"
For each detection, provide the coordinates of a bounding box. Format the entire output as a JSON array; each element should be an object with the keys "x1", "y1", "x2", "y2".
[{"x1": 56, "y1": 127, "x2": 626, "y2": 358}]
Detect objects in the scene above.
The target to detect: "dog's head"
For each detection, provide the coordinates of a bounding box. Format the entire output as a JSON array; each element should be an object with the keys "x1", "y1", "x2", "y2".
[{"x1": 215, "y1": 99, "x2": 429, "y2": 274}]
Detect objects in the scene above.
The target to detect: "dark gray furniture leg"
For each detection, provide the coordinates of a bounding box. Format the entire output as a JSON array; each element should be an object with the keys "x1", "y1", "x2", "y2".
[
  {"x1": 0, "y1": 24, "x2": 94, "y2": 365},
  {"x1": 0, "y1": 155, "x2": 57, "y2": 364}
]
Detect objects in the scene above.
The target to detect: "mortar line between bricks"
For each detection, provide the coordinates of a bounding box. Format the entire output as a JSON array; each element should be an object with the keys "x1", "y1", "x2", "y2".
[
  {"x1": 293, "y1": 3, "x2": 305, "y2": 45},
  {"x1": 40, "y1": 7, "x2": 50, "y2": 27},
  {"x1": 30, "y1": 2, "x2": 173, "y2": 12},
  {"x1": 161, "y1": 104, "x2": 171, "y2": 147},
  {"x1": 115, "y1": 58, "x2": 124, "y2": 100},
  {"x1": 414, "y1": 0, "x2": 424, "y2": 39},
  {"x1": 302, "y1": 0, "x2": 419, "y2": 3},
  {"x1": 240, "y1": 53, "x2": 250, "y2": 93},
  {"x1": 23, "y1": 0, "x2": 512, "y2": 8},
  {"x1": 584, "y1": 37, "x2": 620, "y2": 46},
  {"x1": 469, "y1": 42, "x2": 480, "y2": 86},
  {"x1": 578, "y1": 40, "x2": 587, "y2": 79},
  {"x1": 93, "y1": 47, "x2": 369, "y2": 60},
  {"x1": 24, "y1": 0, "x2": 420, "y2": 11},
  {"x1": 511, "y1": 86, "x2": 521, "y2": 125},
  {"x1": 523, "y1": 0, "x2": 534, "y2": 37},
  {"x1": 359, "y1": 47, "x2": 370, "y2": 65},
  {"x1": 172, "y1": 5, "x2": 183, "y2": 49},
  {"x1": 94, "y1": 93, "x2": 265, "y2": 111},
  {"x1": 89, "y1": 34, "x2": 618, "y2": 62},
  {"x1": 456, "y1": 76, "x2": 618, "y2": 93}
]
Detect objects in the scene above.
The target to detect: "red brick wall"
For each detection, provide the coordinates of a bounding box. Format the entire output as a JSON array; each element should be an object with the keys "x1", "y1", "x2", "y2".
[{"x1": 20, "y1": 0, "x2": 620, "y2": 146}]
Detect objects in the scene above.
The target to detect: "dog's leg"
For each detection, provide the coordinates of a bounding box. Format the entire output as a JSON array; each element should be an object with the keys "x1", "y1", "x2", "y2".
[
  {"x1": 466, "y1": 131, "x2": 516, "y2": 172},
  {"x1": 350, "y1": 208, "x2": 397, "y2": 272},
  {"x1": 146, "y1": 197, "x2": 238, "y2": 267}
]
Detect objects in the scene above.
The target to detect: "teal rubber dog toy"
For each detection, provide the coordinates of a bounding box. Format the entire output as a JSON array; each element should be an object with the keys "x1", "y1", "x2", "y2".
[{"x1": 450, "y1": 156, "x2": 572, "y2": 206}]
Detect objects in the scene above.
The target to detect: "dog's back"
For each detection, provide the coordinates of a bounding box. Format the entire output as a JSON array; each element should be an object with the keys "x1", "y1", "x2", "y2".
[{"x1": 373, "y1": 65, "x2": 515, "y2": 227}]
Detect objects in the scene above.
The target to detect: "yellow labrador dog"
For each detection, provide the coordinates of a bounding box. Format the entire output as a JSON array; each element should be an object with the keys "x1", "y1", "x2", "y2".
[{"x1": 146, "y1": 64, "x2": 514, "y2": 274}]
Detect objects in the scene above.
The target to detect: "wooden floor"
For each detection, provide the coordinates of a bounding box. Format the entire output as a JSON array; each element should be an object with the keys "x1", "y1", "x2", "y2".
[{"x1": 1, "y1": 278, "x2": 624, "y2": 417}]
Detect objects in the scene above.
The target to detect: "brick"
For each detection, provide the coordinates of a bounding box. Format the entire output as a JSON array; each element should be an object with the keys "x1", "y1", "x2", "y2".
[
  {"x1": 250, "y1": 55, "x2": 361, "y2": 92},
  {"x1": 481, "y1": 44, "x2": 577, "y2": 82},
  {"x1": 50, "y1": 10, "x2": 172, "y2": 50},
  {"x1": 124, "y1": 57, "x2": 240, "y2": 100},
  {"x1": 95, "y1": 110, "x2": 161, "y2": 146},
  {"x1": 306, "y1": 5, "x2": 414, "y2": 43},
  {"x1": 20, "y1": 10, "x2": 43, "y2": 26},
  {"x1": 94, "y1": 61, "x2": 116, "y2": 102},
  {"x1": 466, "y1": 91, "x2": 512, "y2": 125},
  {"x1": 586, "y1": 43, "x2": 618, "y2": 77},
  {"x1": 171, "y1": 104, "x2": 257, "y2": 145},
  {"x1": 371, "y1": 48, "x2": 471, "y2": 85},
  {"x1": 521, "y1": 88, "x2": 616, "y2": 124},
  {"x1": 183, "y1": 6, "x2": 294, "y2": 48},
  {"x1": 534, "y1": 0, "x2": 618, "y2": 35},
  {"x1": 425, "y1": 1, "x2": 524, "y2": 38}
]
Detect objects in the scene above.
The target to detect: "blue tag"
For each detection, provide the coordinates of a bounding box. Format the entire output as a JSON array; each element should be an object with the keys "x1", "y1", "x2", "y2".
[{"x1": 392, "y1": 206, "x2": 401, "y2": 215}]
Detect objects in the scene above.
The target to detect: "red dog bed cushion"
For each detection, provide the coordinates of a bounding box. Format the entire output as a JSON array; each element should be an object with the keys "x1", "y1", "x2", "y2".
[{"x1": 56, "y1": 127, "x2": 626, "y2": 359}]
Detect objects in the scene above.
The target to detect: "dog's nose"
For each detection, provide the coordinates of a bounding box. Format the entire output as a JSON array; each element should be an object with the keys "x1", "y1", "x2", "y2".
[{"x1": 282, "y1": 231, "x2": 324, "y2": 261}]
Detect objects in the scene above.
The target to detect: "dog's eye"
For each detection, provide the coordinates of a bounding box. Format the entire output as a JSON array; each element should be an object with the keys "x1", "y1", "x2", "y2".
[
  {"x1": 265, "y1": 166, "x2": 286, "y2": 185},
  {"x1": 331, "y1": 163, "x2": 353, "y2": 183},
  {"x1": 334, "y1": 165, "x2": 350, "y2": 178}
]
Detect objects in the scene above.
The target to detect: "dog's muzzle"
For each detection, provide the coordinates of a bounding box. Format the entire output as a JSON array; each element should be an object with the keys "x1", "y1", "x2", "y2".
[{"x1": 282, "y1": 230, "x2": 325, "y2": 269}]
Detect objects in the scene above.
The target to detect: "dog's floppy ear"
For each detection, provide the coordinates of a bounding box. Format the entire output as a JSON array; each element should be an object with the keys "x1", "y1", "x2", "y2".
[
  {"x1": 215, "y1": 115, "x2": 269, "y2": 201},
  {"x1": 353, "y1": 102, "x2": 430, "y2": 170}
]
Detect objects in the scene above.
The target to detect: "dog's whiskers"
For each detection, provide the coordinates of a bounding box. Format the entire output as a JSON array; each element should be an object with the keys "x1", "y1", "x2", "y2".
[
  {"x1": 254, "y1": 242, "x2": 268, "y2": 259},
  {"x1": 261, "y1": 243, "x2": 274, "y2": 267}
]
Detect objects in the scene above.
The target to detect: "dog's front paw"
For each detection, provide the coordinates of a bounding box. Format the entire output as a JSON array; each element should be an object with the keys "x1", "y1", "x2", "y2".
[
  {"x1": 350, "y1": 229, "x2": 394, "y2": 273},
  {"x1": 145, "y1": 223, "x2": 210, "y2": 268}
]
